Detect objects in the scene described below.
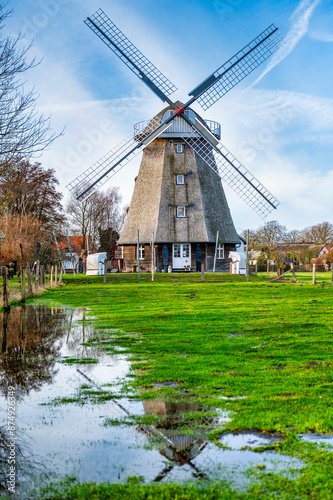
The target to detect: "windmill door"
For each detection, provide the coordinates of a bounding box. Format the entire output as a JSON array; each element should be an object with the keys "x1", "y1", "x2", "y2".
[{"x1": 173, "y1": 244, "x2": 191, "y2": 270}]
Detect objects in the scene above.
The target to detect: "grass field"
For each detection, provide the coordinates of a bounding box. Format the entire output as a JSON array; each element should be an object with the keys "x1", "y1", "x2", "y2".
[
  {"x1": 2, "y1": 272, "x2": 333, "y2": 498},
  {"x1": 258, "y1": 270, "x2": 333, "y2": 285}
]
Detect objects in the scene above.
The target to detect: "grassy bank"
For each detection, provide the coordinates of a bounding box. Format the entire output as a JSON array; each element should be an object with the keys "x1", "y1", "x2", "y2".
[
  {"x1": 21, "y1": 273, "x2": 333, "y2": 497},
  {"x1": 0, "y1": 273, "x2": 59, "y2": 309}
]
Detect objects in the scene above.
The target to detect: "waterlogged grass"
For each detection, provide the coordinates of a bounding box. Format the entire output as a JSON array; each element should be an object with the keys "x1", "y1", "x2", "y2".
[
  {"x1": 49, "y1": 389, "x2": 122, "y2": 406},
  {"x1": 60, "y1": 356, "x2": 99, "y2": 365},
  {"x1": 31, "y1": 272, "x2": 333, "y2": 499},
  {"x1": 39, "y1": 477, "x2": 253, "y2": 499},
  {"x1": 38, "y1": 438, "x2": 333, "y2": 499}
]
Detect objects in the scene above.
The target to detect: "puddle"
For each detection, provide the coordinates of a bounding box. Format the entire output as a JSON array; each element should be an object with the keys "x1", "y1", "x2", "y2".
[
  {"x1": 220, "y1": 431, "x2": 282, "y2": 449},
  {"x1": 161, "y1": 441, "x2": 302, "y2": 488},
  {"x1": 219, "y1": 396, "x2": 247, "y2": 401},
  {"x1": 138, "y1": 400, "x2": 209, "y2": 470},
  {"x1": 0, "y1": 305, "x2": 304, "y2": 498},
  {"x1": 0, "y1": 305, "x2": 143, "y2": 497},
  {"x1": 298, "y1": 434, "x2": 333, "y2": 450}
]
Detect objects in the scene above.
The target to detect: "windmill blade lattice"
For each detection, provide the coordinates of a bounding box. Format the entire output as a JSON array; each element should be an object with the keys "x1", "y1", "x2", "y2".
[
  {"x1": 67, "y1": 115, "x2": 172, "y2": 200},
  {"x1": 182, "y1": 133, "x2": 279, "y2": 218},
  {"x1": 188, "y1": 24, "x2": 284, "y2": 111},
  {"x1": 68, "y1": 10, "x2": 284, "y2": 217},
  {"x1": 85, "y1": 9, "x2": 178, "y2": 102}
]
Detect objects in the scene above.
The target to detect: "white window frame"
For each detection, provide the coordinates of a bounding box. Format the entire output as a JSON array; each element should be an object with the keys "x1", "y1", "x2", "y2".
[
  {"x1": 173, "y1": 244, "x2": 181, "y2": 258},
  {"x1": 176, "y1": 206, "x2": 186, "y2": 218},
  {"x1": 217, "y1": 244, "x2": 224, "y2": 259},
  {"x1": 114, "y1": 245, "x2": 123, "y2": 259},
  {"x1": 138, "y1": 244, "x2": 145, "y2": 260},
  {"x1": 176, "y1": 174, "x2": 185, "y2": 185},
  {"x1": 176, "y1": 144, "x2": 184, "y2": 154},
  {"x1": 182, "y1": 244, "x2": 190, "y2": 258}
]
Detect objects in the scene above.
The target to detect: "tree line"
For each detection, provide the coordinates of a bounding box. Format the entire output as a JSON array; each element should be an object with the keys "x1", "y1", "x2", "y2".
[
  {"x1": 0, "y1": 158, "x2": 126, "y2": 266},
  {"x1": 0, "y1": 6, "x2": 125, "y2": 268},
  {"x1": 0, "y1": 5, "x2": 332, "y2": 270},
  {"x1": 242, "y1": 221, "x2": 333, "y2": 273}
]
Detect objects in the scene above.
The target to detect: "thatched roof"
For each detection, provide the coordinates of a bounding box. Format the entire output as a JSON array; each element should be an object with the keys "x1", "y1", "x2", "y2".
[{"x1": 119, "y1": 107, "x2": 239, "y2": 245}]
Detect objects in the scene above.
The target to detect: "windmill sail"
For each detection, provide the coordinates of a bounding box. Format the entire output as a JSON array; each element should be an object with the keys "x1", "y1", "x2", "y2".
[
  {"x1": 85, "y1": 9, "x2": 178, "y2": 102},
  {"x1": 68, "y1": 11, "x2": 285, "y2": 218},
  {"x1": 182, "y1": 132, "x2": 279, "y2": 218},
  {"x1": 188, "y1": 24, "x2": 284, "y2": 110},
  {"x1": 67, "y1": 115, "x2": 172, "y2": 200}
]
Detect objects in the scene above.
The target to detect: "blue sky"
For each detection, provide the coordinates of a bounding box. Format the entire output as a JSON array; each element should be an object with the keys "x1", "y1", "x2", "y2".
[{"x1": 4, "y1": 0, "x2": 333, "y2": 232}]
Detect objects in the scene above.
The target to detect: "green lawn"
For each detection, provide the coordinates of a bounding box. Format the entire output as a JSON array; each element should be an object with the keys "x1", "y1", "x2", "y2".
[
  {"x1": 3, "y1": 272, "x2": 333, "y2": 498},
  {"x1": 32, "y1": 272, "x2": 333, "y2": 434},
  {"x1": 258, "y1": 270, "x2": 333, "y2": 285}
]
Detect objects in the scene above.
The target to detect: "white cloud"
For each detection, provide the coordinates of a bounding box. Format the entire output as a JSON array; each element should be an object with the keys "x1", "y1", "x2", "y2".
[
  {"x1": 251, "y1": 0, "x2": 321, "y2": 87},
  {"x1": 226, "y1": 155, "x2": 333, "y2": 231},
  {"x1": 310, "y1": 30, "x2": 333, "y2": 42},
  {"x1": 207, "y1": 87, "x2": 333, "y2": 230},
  {"x1": 5, "y1": 0, "x2": 332, "y2": 232}
]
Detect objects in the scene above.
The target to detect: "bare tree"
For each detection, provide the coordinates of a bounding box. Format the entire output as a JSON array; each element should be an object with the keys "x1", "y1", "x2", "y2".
[
  {"x1": 301, "y1": 222, "x2": 333, "y2": 245},
  {"x1": 255, "y1": 221, "x2": 286, "y2": 276},
  {"x1": 66, "y1": 193, "x2": 100, "y2": 247},
  {"x1": 66, "y1": 187, "x2": 126, "y2": 249},
  {"x1": 96, "y1": 187, "x2": 125, "y2": 233},
  {"x1": 0, "y1": 6, "x2": 60, "y2": 169},
  {"x1": 284, "y1": 229, "x2": 302, "y2": 243},
  {"x1": 240, "y1": 229, "x2": 261, "y2": 251},
  {"x1": 244, "y1": 222, "x2": 286, "y2": 250}
]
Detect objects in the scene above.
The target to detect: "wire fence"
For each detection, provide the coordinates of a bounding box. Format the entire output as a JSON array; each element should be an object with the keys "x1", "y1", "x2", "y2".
[
  {"x1": 0, "y1": 263, "x2": 62, "y2": 309},
  {"x1": 252, "y1": 264, "x2": 328, "y2": 274}
]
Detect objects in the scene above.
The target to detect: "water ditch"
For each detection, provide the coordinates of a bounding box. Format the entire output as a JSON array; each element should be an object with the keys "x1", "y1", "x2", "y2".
[{"x1": 0, "y1": 304, "x2": 321, "y2": 498}]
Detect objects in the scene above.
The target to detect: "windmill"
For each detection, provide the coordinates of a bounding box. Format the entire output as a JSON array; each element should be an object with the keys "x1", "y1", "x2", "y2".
[{"x1": 67, "y1": 9, "x2": 284, "y2": 272}]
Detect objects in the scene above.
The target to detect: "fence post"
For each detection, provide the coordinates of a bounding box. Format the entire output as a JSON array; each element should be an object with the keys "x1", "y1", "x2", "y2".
[
  {"x1": 151, "y1": 230, "x2": 155, "y2": 282},
  {"x1": 35, "y1": 260, "x2": 40, "y2": 291},
  {"x1": 255, "y1": 263, "x2": 258, "y2": 276},
  {"x1": 137, "y1": 230, "x2": 140, "y2": 278},
  {"x1": 104, "y1": 260, "x2": 107, "y2": 284},
  {"x1": 26, "y1": 264, "x2": 33, "y2": 295},
  {"x1": 42, "y1": 265, "x2": 45, "y2": 286},
  {"x1": 245, "y1": 229, "x2": 249, "y2": 282},
  {"x1": 246, "y1": 261, "x2": 249, "y2": 282},
  {"x1": 312, "y1": 263, "x2": 316, "y2": 285},
  {"x1": 1, "y1": 266, "x2": 10, "y2": 310},
  {"x1": 20, "y1": 266, "x2": 26, "y2": 302},
  {"x1": 201, "y1": 263, "x2": 205, "y2": 282},
  {"x1": 291, "y1": 262, "x2": 297, "y2": 283},
  {"x1": 213, "y1": 231, "x2": 219, "y2": 273}
]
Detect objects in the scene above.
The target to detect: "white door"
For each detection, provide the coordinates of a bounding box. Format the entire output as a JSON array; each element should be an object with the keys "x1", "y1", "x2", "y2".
[{"x1": 173, "y1": 244, "x2": 191, "y2": 269}]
